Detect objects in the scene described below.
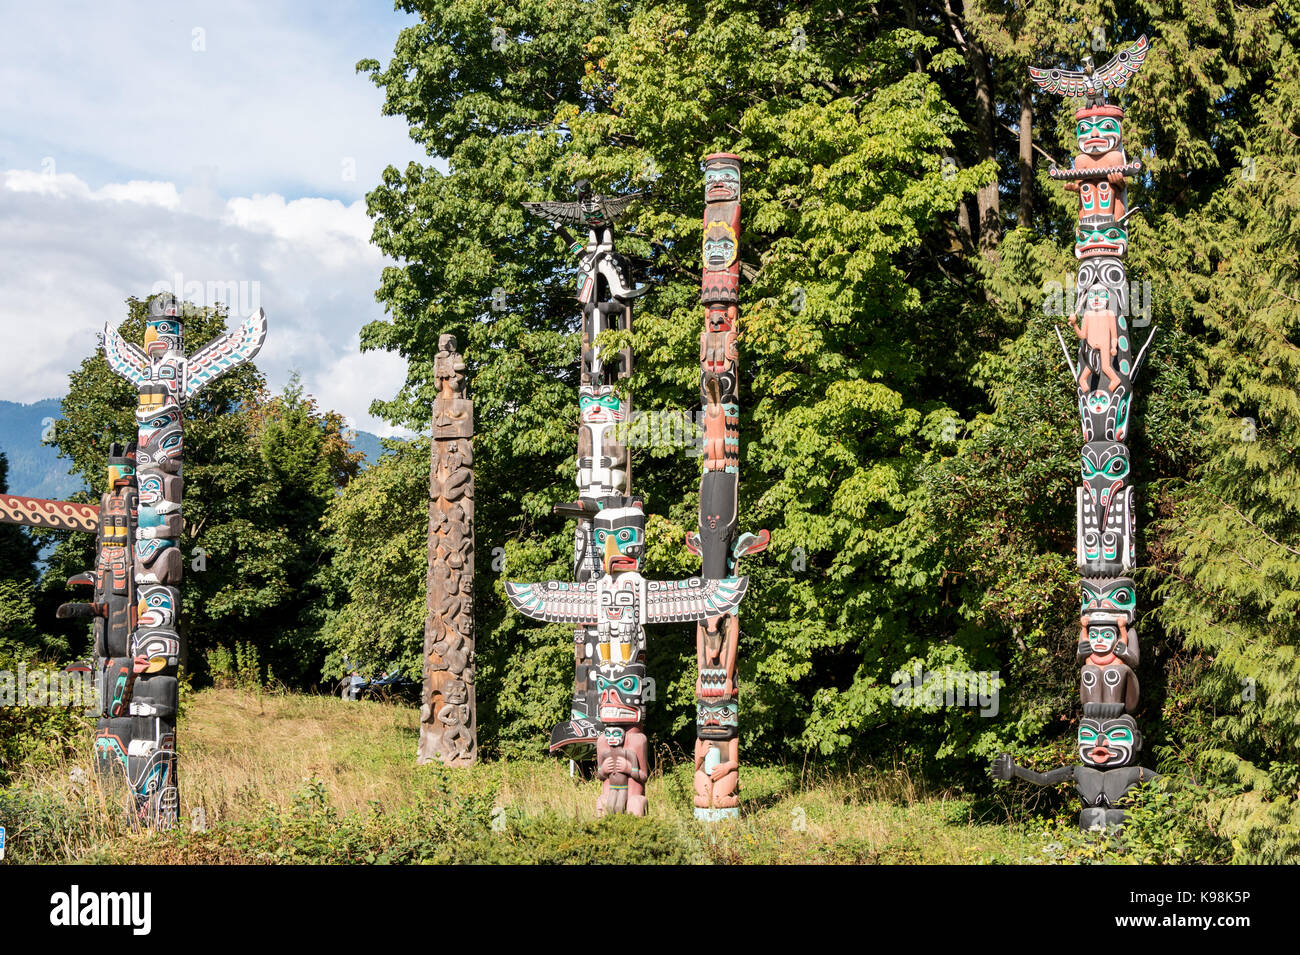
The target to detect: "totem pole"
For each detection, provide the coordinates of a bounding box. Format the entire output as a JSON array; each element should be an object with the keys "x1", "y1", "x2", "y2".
[
  {"x1": 100, "y1": 295, "x2": 267, "y2": 825},
  {"x1": 512, "y1": 182, "x2": 751, "y2": 815},
  {"x1": 992, "y1": 37, "x2": 1160, "y2": 829},
  {"x1": 688, "y1": 154, "x2": 768, "y2": 821},
  {"x1": 419, "y1": 334, "x2": 476, "y2": 765},
  {"x1": 521, "y1": 182, "x2": 648, "y2": 762},
  {"x1": 0, "y1": 453, "x2": 137, "y2": 759}
]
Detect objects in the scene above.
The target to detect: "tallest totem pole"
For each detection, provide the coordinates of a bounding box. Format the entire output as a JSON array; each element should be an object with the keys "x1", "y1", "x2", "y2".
[
  {"x1": 690, "y1": 154, "x2": 768, "y2": 821},
  {"x1": 992, "y1": 38, "x2": 1161, "y2": 828}
]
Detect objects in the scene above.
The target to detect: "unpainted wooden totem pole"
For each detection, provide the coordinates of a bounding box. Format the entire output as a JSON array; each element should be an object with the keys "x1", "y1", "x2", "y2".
[
  {"x1": 689, "y1": 154, "x2": 768, "y2": 821},
  {"x1": 511, "y1": 181, "x2": 750, "y2": 816},
  {"x1": 992, "y1": 38, "x2": 1161, "y2": 829},
  {"x1": 419, "y1": 334, "x2": 477, "y2": 765}
]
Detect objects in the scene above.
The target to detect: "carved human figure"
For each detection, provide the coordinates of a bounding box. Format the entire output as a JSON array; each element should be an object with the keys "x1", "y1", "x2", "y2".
[
  {"x1": 990, "y1": 704, "x2": 1160, "y2": 829},
  {"x1": 593, "y1": 664, "x2": 650, "y2": 816},
  {"x1": 694, "y1": 697, "x2": 739, "y2": 814},
  {"x1": 1069, "y1": 286, "x2": 1121, "y2": 392}
]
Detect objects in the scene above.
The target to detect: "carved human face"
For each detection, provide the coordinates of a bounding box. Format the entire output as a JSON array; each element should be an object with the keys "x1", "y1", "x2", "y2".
[
  {"x1": 1085, "y1": 619, "x2": 1121, "y2": 657},
  {"x1": 703, "y1": 220, "x2": 738, "y2": 271},
  {"x1": 1078, "y1": 714, "x2": 1140, "y2": 767},
  {"x1": 579, "y1": 386, "x2": 626, "y2": 424},
  {"x1": 1076, "y1": 115, "x2": 1123, "y2": 155},
  {"x1": 595, "y1": 663, "x2": 645, "y2": 724},
  {"x1": 704, "y1": 161, "x2": 741, "y2": 203}
]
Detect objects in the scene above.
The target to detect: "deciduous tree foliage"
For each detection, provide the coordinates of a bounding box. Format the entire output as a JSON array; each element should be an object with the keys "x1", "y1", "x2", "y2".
[{"x1": 332, "y1": 0, "x2": 1298, "y2": 856}]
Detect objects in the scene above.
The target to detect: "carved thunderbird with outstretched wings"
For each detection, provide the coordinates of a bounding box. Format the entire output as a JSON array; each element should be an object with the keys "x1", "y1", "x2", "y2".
[
  {"x1": 1029, "y1": 36, "x2": 1149, "y2": 102},
  {"x1": 522, "y1": 192, "x2": 644, "y2": 230},
  {"x1": 505, "y1": 575, "x2": 748, "y2": 625},
  {"x1": 103, "y1": 309, "x2": 268, "y2": 400}
]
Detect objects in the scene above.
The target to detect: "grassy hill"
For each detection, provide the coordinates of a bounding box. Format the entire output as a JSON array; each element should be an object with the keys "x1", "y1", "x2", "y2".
[{"x1": 2, "y1": 687, "x2": 1214, "y2": 865}]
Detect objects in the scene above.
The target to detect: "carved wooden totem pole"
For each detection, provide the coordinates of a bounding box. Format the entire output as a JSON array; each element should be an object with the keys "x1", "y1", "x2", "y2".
[
  {"x1": 521, "y1": 182, "x2": 646, "y2": 763},
  {"x1": 99, "y1": 294, "x2": 267, "y2": 825},
  {"x1": 513, "y1": 182, "x2": 750, "y2": 815},
  {"x1": 689, "y1": 154, "x2": 768, "y2": 821},
  {"x1": 419, "y1": 334, "x2": 477, "y2": 765},
  {"x1": 992, "y1": 38, "x2": 1160, "y2": 829}
]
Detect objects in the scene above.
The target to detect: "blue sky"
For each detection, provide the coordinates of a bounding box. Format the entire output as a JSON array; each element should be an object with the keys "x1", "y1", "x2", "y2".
[{"x1": 0, "y1": 1, "x2": 437, "y2": 435}]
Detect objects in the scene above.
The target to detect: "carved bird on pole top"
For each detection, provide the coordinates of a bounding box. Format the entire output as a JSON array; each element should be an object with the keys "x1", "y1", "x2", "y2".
[
  {"x1": 1029, "y1": 36, "x2": 1150, "y2": 105},
  {"x1": 522, "y1": 180, "x2": 644, "y2": 229}
]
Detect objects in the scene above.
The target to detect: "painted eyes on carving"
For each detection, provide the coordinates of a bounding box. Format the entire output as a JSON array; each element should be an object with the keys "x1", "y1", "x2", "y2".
[
  {"x1": 1082, "y1": 455, "x2": 1128, "y2": 479},
  {"x1": 1076, "y1": 119, "x2": 1120, "y2": 137},
  {"x1": 1105, "y1": 727, "x2": 1133, "y2": 745}
]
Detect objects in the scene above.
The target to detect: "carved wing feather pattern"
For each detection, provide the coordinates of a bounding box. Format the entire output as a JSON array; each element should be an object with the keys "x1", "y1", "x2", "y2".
[
  {"x1": 1029, "y1": 36, "x2": 1149, "y2": 98},
  {"x1": 103, "y1": 323, "x2": 149, "y2": 388},
  {"x1": 644, "y1": 576, "x2": 748, "y2": 623},
  {"x1": 1028, "y1": 65, "x2": 1091, "y2": 98},
  {"x1": 522, "y1": 201, "x2": 587, "y2": 227},
  {"x1": 184, "y1": 309, "x2": 268, "y2": 399},
  {"x1": 1096, "y1": 35, "x2": 1149, "y2": 89},
  {"x1": 596, "y1": 193, "x2": 643, "y2": 223},
  {"x1": 505, "y1": 580, "x2": 599, "y2": 624}
]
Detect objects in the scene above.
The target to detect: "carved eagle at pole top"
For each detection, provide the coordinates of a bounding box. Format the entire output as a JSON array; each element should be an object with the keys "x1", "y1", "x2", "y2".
[{"x1": 1029, "y1": 36, "x2": 1150, "y2": 104}]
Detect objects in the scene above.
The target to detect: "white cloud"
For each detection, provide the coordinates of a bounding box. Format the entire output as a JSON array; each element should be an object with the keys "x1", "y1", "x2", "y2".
[
  {"x1": 0, "y1": 0, "x2": 430, "y2": 201},
  {"x1": 0, "y1": 169, "x2": 410, "y2": 437}
]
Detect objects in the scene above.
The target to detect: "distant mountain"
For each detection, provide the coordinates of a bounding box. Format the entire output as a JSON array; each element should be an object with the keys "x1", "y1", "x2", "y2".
[
  {"x1": 0, "y1": 399, "x2": 392, "y2": 499},
  {"x1": 0, "y1": 399, "x2": 84, "y2": 498},
  {"x1": 346, "y1": 429, "x2": 387, "y2": 466}
]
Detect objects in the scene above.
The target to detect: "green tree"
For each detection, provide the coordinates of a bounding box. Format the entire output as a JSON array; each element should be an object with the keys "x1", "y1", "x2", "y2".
[
  {"x1": 0, "y1": 449, "x2": 45, "y2": 657},
  {"x1": 44, "y1": 296, "x2": 361, "y2": 685}
]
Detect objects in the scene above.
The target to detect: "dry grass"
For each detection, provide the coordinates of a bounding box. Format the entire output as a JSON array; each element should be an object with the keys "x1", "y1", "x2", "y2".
[{"x1": 4, "y1": 688, "x2": 1043, "y2": 864}]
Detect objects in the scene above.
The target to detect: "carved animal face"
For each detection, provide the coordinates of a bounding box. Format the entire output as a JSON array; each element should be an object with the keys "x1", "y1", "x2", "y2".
[
  {"x1": 594, "y1": 663, "x2": 645, "y2": 724},
  {"x1": 137, "y1": 585, "x2": 178, "y2": 628},
  {"x1": 1076, "y1": 220, "x2": 1128, "y2": 259},
  {"x1": 1081, "y1": 442, "x2": 1129, "y2": 503},
  {"x1": 136, "y1": 402, "x2": 183, "y2": 470},
  {"x1": 1080, "y1": 385, "x2": 1130, "y2": 443},
  {"x1": 594, "y1": 503, "x2": 645, "y2": 574},
  {"x1": 696, "y1": 698, "x2": 738, "y2": 740},
  {"x1": 1078, "y1": 713, "x2": 1140, "y2": 767},
  {"x1": 144, "y1": 317, "x2": 183, "y2": 358},
  {"x1": 1081, "y1": 578, "x2": 1136, "y2": 620},
  {"x1": 1075, "y1": 115, "x2": 1123, "y2": 155}
]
